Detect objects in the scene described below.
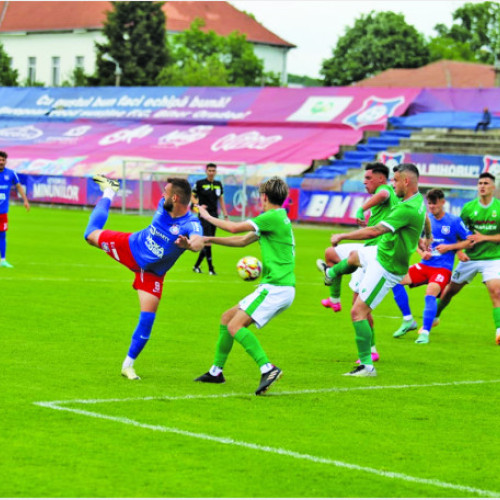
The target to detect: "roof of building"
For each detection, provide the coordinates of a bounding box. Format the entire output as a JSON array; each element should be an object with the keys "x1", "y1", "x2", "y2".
[
  {"x1": 0, "y1": 1, "x2": 294, "y2": 47},
  {"x1": 355, "y1": 60, "x2": 495, "y2": 88}
]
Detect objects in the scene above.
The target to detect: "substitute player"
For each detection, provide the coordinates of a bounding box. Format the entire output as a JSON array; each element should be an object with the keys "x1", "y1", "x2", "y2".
[
  {"x1": 318, "y1": 164, "x2": 426, "y2": 377},
  {"x1": 194, "y1": 176, "x2": 295, "y2": 395},
  {"x1": 84, "y1": 175, "x2": 204, "y2": 380},
  {"x1": 392, "y1": 189, "x2": 471, "y2": 344},
  {"x1": 0, "y1": 150, "x2": 30, "y2": 268},
  {"x1": 434, "y1": 172, "x2": 500, "y2": 345}
]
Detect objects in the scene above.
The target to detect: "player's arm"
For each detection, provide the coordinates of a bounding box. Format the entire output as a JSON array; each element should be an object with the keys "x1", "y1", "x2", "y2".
[
  {"x1": 15, "y1": 182, "x2": 30, "y2": 211},
  {"x1": 205, "y1": 231, "x2": 259, "y2": 248},
  {"x1": 198, "y1": 205, "x2": 252, "y2": 233},
  {"x1": 175, "y1": 234, "x2": 204, "y2": 252},
  {"x1": 218, "y1": 194, "x2": 229, "y2": 219},
  {"x1": 355, "y1": 189, "x2": 389, "y2": 224},
  {"x1": 435, "y1": 239, "x2": 472, "y2": 254},
  {"x1": 331, "y1": 223, "x2": 390, "y2": 246},
  {"x1": 467, "y1": 232, "x2": 500, "y2": 244}
]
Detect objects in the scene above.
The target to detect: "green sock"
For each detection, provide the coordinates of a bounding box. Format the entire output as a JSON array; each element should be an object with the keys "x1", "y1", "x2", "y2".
[
  {"x1": 353, "y1": 319, "x2": 373, "y2": 366},
  {"x1": 329, "y1": 275, "x2": 342, "y2": 298},
  {"x1": 493, "y1": 308, "x2": 500, "y2": 329},
  {"x1": 213, "y1": 324, "x2": 234, "y2": 369},
  {"x1": 327, "y1": 258, "x2": 357, "y2": 279},
  {"x1": 234, "y1": 327, "x2": 270, "y2": 367}
]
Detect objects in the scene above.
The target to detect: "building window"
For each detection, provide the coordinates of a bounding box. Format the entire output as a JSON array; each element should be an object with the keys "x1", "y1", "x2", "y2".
[
  {"x1": 75, "y1": 56, "x2": 84, "y2": 69},
  {"x1": 52, "y1": 56, "x2": 60, "y2": 86},
  {"x1": 28, "y1": 57, "x2": 36, "y2": 84}
]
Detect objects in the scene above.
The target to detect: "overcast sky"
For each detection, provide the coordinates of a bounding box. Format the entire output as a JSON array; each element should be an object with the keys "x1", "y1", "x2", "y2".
[{"x1": 229, "y1": 1, "x2": 474, "y2": 78}]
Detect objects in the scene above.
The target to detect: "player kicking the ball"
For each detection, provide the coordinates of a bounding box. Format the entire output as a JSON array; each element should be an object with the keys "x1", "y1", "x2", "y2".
[
  {"x1": 194, "y1": 176, "x2": 295, "y2": 395},
  {"x1": 84, "y1": 175, "x2": 204, "y2": 380}
]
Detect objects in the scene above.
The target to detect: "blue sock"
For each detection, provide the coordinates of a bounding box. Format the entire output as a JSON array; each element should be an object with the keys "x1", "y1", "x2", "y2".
[
  {"x1": 84, "y1": 198, "x2": 111, "y2": 239},
  {"x1": 0, "y1": 232, "x2": 5, "y2": 258},
  {"x1": 392, "y1": 284, "x2": 412, "y2": 316},
  {"x1": 422, "y1": 295, "x2": 437, "y2": 332},
  {"x1": 128, "y1": 312, "x2": 156, "y2": 359}
]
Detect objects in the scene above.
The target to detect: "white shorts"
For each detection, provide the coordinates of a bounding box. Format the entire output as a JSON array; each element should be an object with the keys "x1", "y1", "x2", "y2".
[
  {"x1": 451, "y1": 259, "x2": 500, "y2": 284},
  {"x1": 335, "y1": 243, "x2": 364, "y2": 293},
  {"x1": 239, "y1": 284, "x2": 295, "y2": 329},
  {"x1": 357, "y1": 246, "x2": 404, "y2": 310}
]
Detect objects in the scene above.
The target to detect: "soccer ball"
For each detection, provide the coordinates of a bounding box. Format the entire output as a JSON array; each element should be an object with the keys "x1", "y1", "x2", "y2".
[{"x1": 236, "y1": 256, "x2": 262, "y2": 281}]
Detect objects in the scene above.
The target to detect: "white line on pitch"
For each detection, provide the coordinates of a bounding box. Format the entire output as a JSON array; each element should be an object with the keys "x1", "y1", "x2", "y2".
[
  {"x1": 34, "y1": 378, "x2": 500, "y2": 407},
  {"x1": 34, "y1": 397, "x2": 500, "y2": 498}
]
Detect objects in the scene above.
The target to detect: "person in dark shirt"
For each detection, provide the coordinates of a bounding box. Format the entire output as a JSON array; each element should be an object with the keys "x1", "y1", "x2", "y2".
[
  {"x1": 475, "y1": 107, "x2": 491, "y2": 132},
  {"x1": 192, "y1": 163, "x2": 228, "y2": 275}
]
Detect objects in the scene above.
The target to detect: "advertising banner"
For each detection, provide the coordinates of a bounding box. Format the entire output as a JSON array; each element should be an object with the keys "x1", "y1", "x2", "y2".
[{"x1": 21, "y1": 174, "x2": 87, "y2": 205}]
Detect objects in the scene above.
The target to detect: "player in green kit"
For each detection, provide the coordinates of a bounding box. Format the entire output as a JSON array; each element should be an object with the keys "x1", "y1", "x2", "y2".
[
  {"x1": 318, "y1": 164, "x2": 426, "y2": 376},
  {"x1": 434, "y1": 172, "x2": 500, "y2": 345},
  {"x1": 194, "y1": 176, "x2": 295, "y2": 395}
]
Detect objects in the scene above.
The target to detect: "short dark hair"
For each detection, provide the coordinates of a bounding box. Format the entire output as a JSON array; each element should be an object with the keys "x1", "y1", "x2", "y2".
[
  {"x1": 167, "y1": 177, "x2": 192, "y2": 205},
  {"x1": 426, "y1": 188, "x2": 445, "y2": 203},
  {"x1": 365, "y1": 162, "x2": 389, "y2": 179},
  {"x1": 206, "y1": 163, "x2": 217, "y2": 170},
  {"x1": 0, "y1": 151, "x2": 8, "y2": 159},
  {"x1": 479, "y1": 172, "x2": 495, "y2": 182},
  {"x1": 393, "y1": 163, "x2": 419, "y2": 178},
  {"x1": 259, "y1": 176, "x2": 289, "y2": 206}
]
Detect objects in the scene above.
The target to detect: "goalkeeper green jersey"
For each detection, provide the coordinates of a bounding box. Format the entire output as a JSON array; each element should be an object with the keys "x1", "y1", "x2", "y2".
[
  {"x1": 461, "y1": 198, "x2": 500, "y2": 260},
  {"x1": 365, "y1": 184, "x2": 399, "y2": 247},
  {"x1": 376, "y1": 192, "x2": 427, "y2": 275},
  {"x1": 249, "y1": 208, "x2": 295, "y2": 286}
]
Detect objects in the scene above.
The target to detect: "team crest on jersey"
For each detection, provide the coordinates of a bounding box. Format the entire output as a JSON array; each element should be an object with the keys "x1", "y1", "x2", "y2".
[
  {"x1": 493, "y1": 211, "x2": 497, "y2": 218},
  {"x1": 441, "y1": 226, "x2": 450, "y2": 235},
  {"x1": 343, "y1": 96, "x2": 405, "y2": 129},
  {"x1": 169, "y1": 224, "x2": 180, "y2": 235},
  {"x1": 4, "y1": 175, "x2": 8, "y2": 180},
  {"x1": 215, "y1": 187, "x2": 221, "y2": 197}
]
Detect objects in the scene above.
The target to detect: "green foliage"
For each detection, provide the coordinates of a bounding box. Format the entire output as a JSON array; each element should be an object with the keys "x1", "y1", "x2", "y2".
[
  {"x1": 158, "y1": 18, "x2": 265, "y2": 87},
  {"x1": 61, "y1": 67, "x2": 89, "y2": 87},
  {"x1": 432, "y1": 1, "x2": 500, "y2": 63},
  {"x1": 21, "y1": 77, "x2": 45, "y2": 87},
  {"x1": 320, "y1": 11, "x2": 430, "y2": 86},
  {"x1": 91, "y1": 1, "x2": 168, "y2": 86},
  {"x1": 288, "y1": 73, "x2": 322, "y2": 87},
  {"x1": 0, "y1": 42, "x2": 18, "y2": 86},
  {"x1": 428, "y1": 36, "x2": 476, "y2": 62},
  {"x1": 2, "y1": 205, "x2": 500, "y2": 497}
]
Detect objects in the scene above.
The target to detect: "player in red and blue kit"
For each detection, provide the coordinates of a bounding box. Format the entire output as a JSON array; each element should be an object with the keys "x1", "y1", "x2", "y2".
[
  {"x1": 84, "y1": 175, "x2": 204, "y2": 380},
  {"x1": 0, "y1": 150, "x2": 30, "y2": 268},
  {"x1": 392, "y1": 189, "x2": 471, "y2": 344}
]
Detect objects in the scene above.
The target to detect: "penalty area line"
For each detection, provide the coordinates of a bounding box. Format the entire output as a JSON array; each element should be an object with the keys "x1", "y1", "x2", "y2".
[{"x1": 34, "y1": 399, "x2": 500, "y2": 498}]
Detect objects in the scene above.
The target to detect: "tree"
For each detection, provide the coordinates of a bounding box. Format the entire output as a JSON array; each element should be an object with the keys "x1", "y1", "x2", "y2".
[
  {"x1": 431, "y1": 2, "x2": 500, "y2": 63},
  {"x1": 320, "y1": 11, "x2": 430, "y2": 86},
  {"x1": 157, "y1": 18, "x2": 265, "y2": 86},
  {"x1": 427, "y1": 36, "x2": 476, "y2": 62},
  {"x1": 91, "y1": 1, "x2": 168, "y2": 86},
  {"x1": 0, "y1": 42, "x2": 18, "y2": 86}
]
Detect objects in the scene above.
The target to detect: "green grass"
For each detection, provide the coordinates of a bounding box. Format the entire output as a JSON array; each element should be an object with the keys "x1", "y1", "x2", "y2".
[{"x1": 1, "y1": 204, "x2": 499, "y2": 498}]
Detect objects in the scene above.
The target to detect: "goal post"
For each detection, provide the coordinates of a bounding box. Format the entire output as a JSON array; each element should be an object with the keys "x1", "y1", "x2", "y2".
[{"x1": 121, "y1": 159, "x2": 257, "y2": 220}]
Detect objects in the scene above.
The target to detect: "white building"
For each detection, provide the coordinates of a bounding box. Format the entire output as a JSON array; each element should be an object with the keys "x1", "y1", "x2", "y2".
[{"x1": 0, "y1": 1, "x2": 295, "y2": 86}]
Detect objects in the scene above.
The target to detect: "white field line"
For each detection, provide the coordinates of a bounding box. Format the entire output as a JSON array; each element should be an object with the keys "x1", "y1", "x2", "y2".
[{"x1": 34, "y1": 379, "x2": 500, "y2": 498}]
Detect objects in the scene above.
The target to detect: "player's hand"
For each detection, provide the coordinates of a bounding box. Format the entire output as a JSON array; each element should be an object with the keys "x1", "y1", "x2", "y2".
[
  {"x1": 198, "y1": 205, "x2": 209, "y2": 220},
  {"x1": 456, "y1": 250, "x2": 470, "y2": 262},
  {"x1": 24, "y1": 200, "x2": 30, "y2": 212},
  {"x1": 421, "y1": 251, "x2": 432, "y2": 260},
  {"x1": 435, "y1": 244, "x2": 448, "y2": 254},
  {"x1": 202, "y1": 236, "x2": 212, "y2": 246},
  {"x1": 175, "y1": 235, "x2": 190, "y2": 249},
  {"x1": 356, "y1": 218, "x2": 367, "y2": 227},
  {"x1": 330, "y1": 233, "x2": 344, "y2": 246},
  {"x1": 467, "y1": 233, "x2": 485, "y2": 245}
]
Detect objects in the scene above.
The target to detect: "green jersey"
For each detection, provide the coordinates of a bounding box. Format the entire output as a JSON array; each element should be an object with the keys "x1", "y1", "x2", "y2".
[
  {"x1": 365, "y1": 184, "x2": 399, "y2": 246},
  {"x1": 376, "y1": 192, "x2": 427, "y2": 275},
  {"x1": 249, "y1": 208, "x2": 295, "y2": 286},
  {"x1": 461, "y1": 198, "x2": 500, "y2": 260}
]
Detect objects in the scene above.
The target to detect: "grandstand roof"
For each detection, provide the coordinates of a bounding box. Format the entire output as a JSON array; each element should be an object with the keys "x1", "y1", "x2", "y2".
[
  {"x1": 0, "y1": 1, "x2": 294, "y2": 47},
  {"x1": 355, "y1": 60, "x2": 496, "y2": 88}
]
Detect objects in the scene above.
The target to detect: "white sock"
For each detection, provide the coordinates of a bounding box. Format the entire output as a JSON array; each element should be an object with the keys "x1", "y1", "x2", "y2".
[
  {"x1": 260, "y1": 362, "x2": 273, "y2": 374},
  {"x1": 363, "y1": 364, "x2": 375, "y2": 371},
  {"x1": 419, "y1": 330, "x2": 429, "y2": 336},
  {"x1": 1, "y1": 258, "x2": 4, "y2": 262},
  {"x1": 209, "y1": 365, "x2": 222, "y2": 376},
  {"x1": 371, "y1": 346, "x2": 378, "y2": 353},
  {"x1": 122, "y1": 356, "x2": 134, "y2": 369},
  {"x1": 103, "y1": 187, "x2": 116, "y2": 200},
  {"x1": 330, "y1": 297, "x2": 340, "y2": 303},
  {"x1": 403, "y1": 315, "x2": 414, "y2": 322},
  {"x1": 496, "y1": 328, "x2": 500, "y2": 335}
]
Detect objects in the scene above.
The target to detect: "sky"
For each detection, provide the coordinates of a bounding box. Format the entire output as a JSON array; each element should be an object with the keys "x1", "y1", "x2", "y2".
[{"x1": 229, "y1": 1, "x2": 475, "y2": 78}]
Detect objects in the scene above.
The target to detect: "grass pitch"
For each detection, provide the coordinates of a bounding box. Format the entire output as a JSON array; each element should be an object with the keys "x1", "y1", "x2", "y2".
[{"x1": 1, "y1": 204, "x2": 499, "y2": 498}]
